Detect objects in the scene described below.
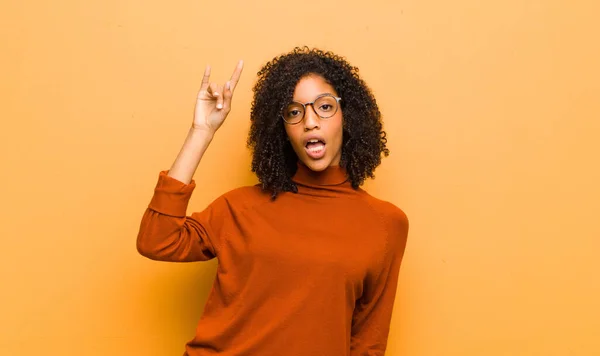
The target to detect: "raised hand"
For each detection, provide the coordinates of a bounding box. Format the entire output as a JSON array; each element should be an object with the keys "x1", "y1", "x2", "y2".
[{"x1": 193, "y1": 60, "x2": 244, "y2": 134}]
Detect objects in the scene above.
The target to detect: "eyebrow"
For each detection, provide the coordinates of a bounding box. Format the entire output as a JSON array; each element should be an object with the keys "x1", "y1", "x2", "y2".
[{"x1": 292, "y1": 92, "x2": 335, "y2": 103}]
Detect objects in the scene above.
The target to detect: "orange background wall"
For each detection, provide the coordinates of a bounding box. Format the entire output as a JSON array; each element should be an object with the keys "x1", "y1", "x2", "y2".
[{"x1": 1, "y1": 0, "x2": 599, "y2": 355}]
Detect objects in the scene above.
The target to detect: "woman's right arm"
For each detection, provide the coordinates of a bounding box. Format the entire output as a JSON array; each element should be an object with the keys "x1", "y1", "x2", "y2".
[
  {"x1": 169, "y1": 60, "x2": 244, "y2": 184},
  {"x1": 136, "y1": 61, "x2": 244, "y2": 262}
]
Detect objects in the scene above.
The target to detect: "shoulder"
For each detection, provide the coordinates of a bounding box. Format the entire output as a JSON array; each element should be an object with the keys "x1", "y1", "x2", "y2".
[
  {"x1": 357, "y1": 190, "x2": 409, "y2": 238},
  {"x1": 223, "y1": 184, "x2": 271, "y2": 201},
  {"x1": 357, "y1": 190, "x2": 408, "y2": 224},
  {"x1": 208, "y1": 184, "x2": 272, "y2": 212}
]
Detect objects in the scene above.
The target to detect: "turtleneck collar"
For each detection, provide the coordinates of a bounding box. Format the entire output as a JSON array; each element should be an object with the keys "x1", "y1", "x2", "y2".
[{"x1": 292, "y1": 161, "x2": 350, "y2": 187}]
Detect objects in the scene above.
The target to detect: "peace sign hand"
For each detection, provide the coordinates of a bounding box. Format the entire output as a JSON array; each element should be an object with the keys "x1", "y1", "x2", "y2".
[{"x1": 193, "y1": 60, "x2": 244, "y2": 134}]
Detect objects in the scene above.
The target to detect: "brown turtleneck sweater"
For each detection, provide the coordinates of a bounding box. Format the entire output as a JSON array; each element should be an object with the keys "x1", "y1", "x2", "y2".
[{"x1": 136, "y1": 163, "x2": 409, "y2": 355}]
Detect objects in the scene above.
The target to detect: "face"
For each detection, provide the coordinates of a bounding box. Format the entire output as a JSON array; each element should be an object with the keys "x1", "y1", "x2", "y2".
[{"x1": 284, "y1": 74, "x2": 343, "y2": 172}]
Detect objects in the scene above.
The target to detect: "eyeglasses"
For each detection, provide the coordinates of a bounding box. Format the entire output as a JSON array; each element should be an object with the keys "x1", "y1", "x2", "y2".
[{"x1": 281, "y1": 93, "x2": 342, "y2": 125}]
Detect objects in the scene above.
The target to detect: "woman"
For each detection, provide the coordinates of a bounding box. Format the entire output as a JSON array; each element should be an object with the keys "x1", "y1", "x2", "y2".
[{"x1": 137, "y1": 47, "x2": 409, "y2": 355}]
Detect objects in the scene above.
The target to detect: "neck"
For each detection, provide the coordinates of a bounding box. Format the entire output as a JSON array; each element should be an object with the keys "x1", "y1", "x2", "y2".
[{"x1": 292, "y1": 161, "x2": 350, "y2": 187}]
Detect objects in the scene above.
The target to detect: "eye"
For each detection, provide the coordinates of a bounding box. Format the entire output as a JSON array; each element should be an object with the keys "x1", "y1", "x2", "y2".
[
  {"x1": 319, "y1": 104, "x2": 333, "y2": 111},
  {"x1": 285, "y1": 109, "x2": 302, "y2": 119}
]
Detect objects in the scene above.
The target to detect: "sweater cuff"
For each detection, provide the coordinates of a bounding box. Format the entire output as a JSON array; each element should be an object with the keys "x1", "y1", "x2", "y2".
[{"x1": 148, "y1": 170, "x2": 196, "y2": 217}]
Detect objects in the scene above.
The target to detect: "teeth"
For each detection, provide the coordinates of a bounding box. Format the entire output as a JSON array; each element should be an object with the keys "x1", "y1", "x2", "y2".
[{"x1": 308, "y1": 139, "x2": 319, "y2": 143}]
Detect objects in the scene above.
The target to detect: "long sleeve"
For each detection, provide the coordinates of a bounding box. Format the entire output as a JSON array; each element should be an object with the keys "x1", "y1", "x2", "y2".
[
  {"x1": 350, "y1": 209, "x2": 409, "y2": 355},
  {"x1": 136, "y1": 170, "x2": 225, "y2": 262}
]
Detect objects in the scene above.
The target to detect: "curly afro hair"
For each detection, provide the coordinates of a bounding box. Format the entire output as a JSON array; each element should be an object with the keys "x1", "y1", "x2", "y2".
[{"x1": 247, "y1": 46, "x2": 389, "y2": 198}]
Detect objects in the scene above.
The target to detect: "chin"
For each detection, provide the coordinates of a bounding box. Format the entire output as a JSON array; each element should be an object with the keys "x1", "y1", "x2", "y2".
[{"x1": 300, "y1": 157, "x2": 332, "y2": 172}]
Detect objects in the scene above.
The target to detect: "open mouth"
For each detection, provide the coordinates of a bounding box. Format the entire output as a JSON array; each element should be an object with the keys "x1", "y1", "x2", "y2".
[{"x1": 305, "y1": 139, "x2": 326, "y2": 159}]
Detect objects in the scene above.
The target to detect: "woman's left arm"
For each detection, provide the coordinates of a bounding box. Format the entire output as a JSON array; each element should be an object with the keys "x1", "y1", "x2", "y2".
[{"x1": 350, "y1": 209, "x2": 409, "y2": 355}]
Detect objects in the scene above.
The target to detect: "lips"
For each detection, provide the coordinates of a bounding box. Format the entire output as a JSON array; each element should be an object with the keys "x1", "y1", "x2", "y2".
[
  {"x1": 304, "y1": 135, "x2": 326, "y2": 147},
  {"x1": 304, "y1": 136, "x2": 326, "y2": 160}
]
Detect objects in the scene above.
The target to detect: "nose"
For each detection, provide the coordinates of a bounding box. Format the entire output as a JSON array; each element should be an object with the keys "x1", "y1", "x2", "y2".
[{"x1": 303, "y1": 104, "x2": 320, "y2": 131}]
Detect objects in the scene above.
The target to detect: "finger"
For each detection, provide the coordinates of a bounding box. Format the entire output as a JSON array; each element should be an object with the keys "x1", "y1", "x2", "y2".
[
  {"x1": 228, "y1": 60, "x2": 244, "y2": 92},
  {"x1": 207, "y1": 82, "x2": 219, "y2": 99},
  {"x1": 223, "y1": 81, "x2": 233, "y2": 111},
  {"x1": 200, "y1": 65, "x2": 211, "y2": 92},
  {"x1": 216, "y1": 84, "x2": 225, "y2": 110}
]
